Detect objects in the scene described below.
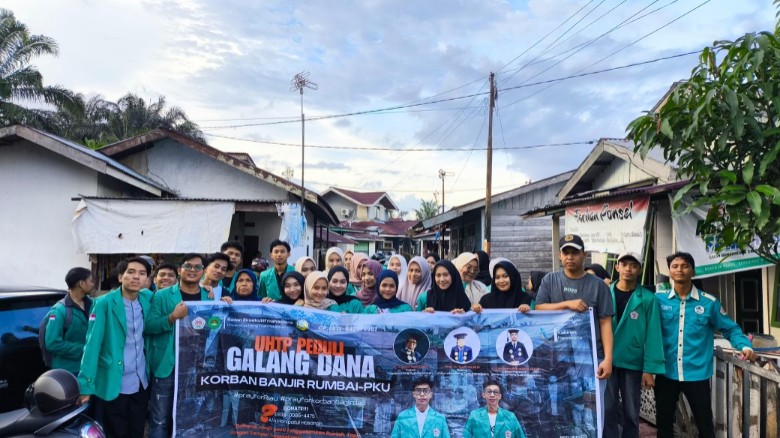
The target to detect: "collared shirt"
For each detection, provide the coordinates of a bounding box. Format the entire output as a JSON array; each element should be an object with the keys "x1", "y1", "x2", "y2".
[
  {"x1": 121, "y1": 297, "x2": 148, "y2": 394},
  {"x1": 656, "y1": 286, "x2": 752, "y2": 382},
  {"x1": 415, "y1": 407, "x2": 428, "y2": 436}
]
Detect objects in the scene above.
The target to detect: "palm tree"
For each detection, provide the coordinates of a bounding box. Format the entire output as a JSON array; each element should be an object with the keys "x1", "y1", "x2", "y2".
[
  {"x1": 105, "y1": 93, "x2": 205, "y2": 142},
  {"x1": 415, "y1": 199, "x2": 439, "y2": 221},
  {"x1": 0, "y1": 9, "x2": 82, "y2": 126}
]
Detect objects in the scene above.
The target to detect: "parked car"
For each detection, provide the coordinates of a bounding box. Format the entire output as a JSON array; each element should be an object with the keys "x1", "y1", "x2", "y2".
[{"x1": 0, "y1": 288, "x2": 66, "y2": 413}]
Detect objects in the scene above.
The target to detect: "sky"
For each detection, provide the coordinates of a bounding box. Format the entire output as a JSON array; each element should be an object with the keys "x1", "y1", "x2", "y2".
[{"x1": 6, "y1": 0, "x2": 777, "y2": 217}]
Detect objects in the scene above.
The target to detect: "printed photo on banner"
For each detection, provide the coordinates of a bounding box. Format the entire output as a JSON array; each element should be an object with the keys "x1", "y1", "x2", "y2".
[{"x1": 173, "y1": 303, "x2": 601, "y2": 438}]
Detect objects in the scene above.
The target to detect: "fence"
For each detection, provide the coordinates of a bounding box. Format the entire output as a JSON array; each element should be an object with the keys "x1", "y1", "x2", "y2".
[{"x1": 640, "y1": 348, "x2": 780, "y2": 437}]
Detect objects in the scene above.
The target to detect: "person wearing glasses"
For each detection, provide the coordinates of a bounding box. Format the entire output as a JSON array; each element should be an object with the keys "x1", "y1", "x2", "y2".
[
  {"x1": 463, "y1": 381, "x2": 526, "y2": 438},
  {"x1": 391, "y1": 377, "x2": 450, "y2": 438},
  {"x1": 145, "y1": 253, "x2": 228, "y2": 438},
  {"x1": 453, "y1": 252, "x2": 489, "y2": 305}
]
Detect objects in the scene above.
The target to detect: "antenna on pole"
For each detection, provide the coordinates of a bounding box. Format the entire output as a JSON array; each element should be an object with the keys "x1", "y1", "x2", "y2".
[
  {"x1": 290, "y1": 71, "x2": 318, "y2": 255},
  {"x1": 438, "y1": 169, "x2": 454, "y2": 214}
]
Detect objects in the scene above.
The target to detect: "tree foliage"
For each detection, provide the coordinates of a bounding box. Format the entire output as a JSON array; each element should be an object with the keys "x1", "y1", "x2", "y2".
[
  {"x1": 415, "y1": 199, "x2": 439, "y2": 221},
  {"x1": 0, "y1": 8, "x2": 82, "y2": 126},
  {"x1": 627, "y1": 22, "x2": 780, "y2": 263},
  {"x1": 55, "y1": 93, "x2": 205, "y2": 147}
]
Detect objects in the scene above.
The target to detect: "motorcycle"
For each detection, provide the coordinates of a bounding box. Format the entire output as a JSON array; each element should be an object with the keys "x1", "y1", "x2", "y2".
[{"x1": 0, "y1": 369, "x2": 104, "y2": 437}]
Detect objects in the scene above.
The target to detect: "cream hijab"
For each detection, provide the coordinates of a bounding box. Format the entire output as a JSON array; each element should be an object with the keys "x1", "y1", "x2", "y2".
[{"x1": 303, "y1": 271, "x2": 336, "y2": 310}]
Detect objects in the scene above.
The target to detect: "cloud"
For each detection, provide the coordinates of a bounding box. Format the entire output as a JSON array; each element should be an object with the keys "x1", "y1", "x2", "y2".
[{"x1": 6, "y1": 0, "x2": 777, "y2": 209}]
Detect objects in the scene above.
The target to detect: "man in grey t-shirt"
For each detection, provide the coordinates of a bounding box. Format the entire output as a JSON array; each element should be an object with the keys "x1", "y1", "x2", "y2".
[{"x1": 536, "y1": 234, "x2": 614, "y2": 435}]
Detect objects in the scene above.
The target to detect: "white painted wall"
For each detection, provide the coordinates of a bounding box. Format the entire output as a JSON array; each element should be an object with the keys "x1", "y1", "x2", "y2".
[
  {"x1": 0, "y1": 140, "x2": 97, "y2": 288},
  {"x1": 594, "y1": 159, "x2": 655, "y2": 191},
  {"x1": 119, "y1": 139, "x2": 289, "y2": 200}
]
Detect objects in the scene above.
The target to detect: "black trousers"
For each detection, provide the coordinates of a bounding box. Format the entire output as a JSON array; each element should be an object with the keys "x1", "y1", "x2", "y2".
[
  {"x1": 93, "y1": 387, "x2": 150, "y2": 438},
  {"x1": 655, "y1": 375, "x2": 715, "y2": 438}
]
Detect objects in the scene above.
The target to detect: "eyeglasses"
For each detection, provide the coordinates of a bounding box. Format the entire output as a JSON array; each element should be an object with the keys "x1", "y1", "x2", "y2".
[
  {"x1": 182, "y1": 263, "x2": 205, "y2": 271},
  {"x1": 483, "y1": 389, "x2": 501, "y2": 396},
  {"x1": 412, "y1": 389, "x2": 432, "y2": 395}
]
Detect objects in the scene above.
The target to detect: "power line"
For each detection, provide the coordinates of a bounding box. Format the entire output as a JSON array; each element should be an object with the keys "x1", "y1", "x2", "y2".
[
  {"x1": 500, "y1": 0, "x2": 666, "y2": 90},
  {"x1": 199, "y1": 50, "x2": 697, "y2": 132},
  {"x1": 205, "y1": 132, "x2": 599, "y2": 151},
  {"x1": 501, "y1": 0, "x2": 709, "y2": 109}
]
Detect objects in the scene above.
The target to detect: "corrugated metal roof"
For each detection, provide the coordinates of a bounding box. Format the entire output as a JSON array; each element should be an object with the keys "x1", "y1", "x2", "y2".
[
  {"x1": 522, "y1": 179, "x2": 689, "y2": 217},
  {"x1": 29, "y1": 127, "x2": 170, "y2": 192},
  {"x1": 78, "y1": 196, "x2": 283, "y2": 203}
]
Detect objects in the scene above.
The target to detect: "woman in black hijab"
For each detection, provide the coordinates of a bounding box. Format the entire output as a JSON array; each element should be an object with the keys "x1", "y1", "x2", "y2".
[
  {"x1": 526, "y1": 271, "x2": 547, "y2": 297},
  {"x1": 474, "y1": 260, "x2": 533, "y2": 312},
  {"x1": 422, "y1": 260, "x2": 472, "y2": 313},
  {"x1": 474, "y1": 250, "x2": 492, "y2": 287}
]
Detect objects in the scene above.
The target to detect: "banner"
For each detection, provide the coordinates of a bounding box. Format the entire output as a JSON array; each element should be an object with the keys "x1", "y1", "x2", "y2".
[
  {"x1": 174, "y1": 303, "x2": 601, "y2": 438},
  {"x1": 671, "y1": 195, "x2": 774, "y2": 278},
  {"x1": 565, "y1": 196, "x2": 650, "y2": 254}
]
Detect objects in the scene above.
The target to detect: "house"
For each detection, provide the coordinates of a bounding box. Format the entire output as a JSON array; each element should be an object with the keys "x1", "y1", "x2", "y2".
[
  {"x1": 0, "y1": 125, "x2": 171, "y2": 288},
  {"x1": 322, "y1": 187, "x2": 399, "y2": 222},
  {"x1": 83, "y1": 129, "x2": 338, "y2": 274},
  {"x1": 524, "y1": 138, "x2": 778, "y2": 338},
  {"x1": 321, "y1": 187, "x2": 417, "y2": 256},
  {"x1": 412, "y1": 171, "x2": 574, "y2": 278}
]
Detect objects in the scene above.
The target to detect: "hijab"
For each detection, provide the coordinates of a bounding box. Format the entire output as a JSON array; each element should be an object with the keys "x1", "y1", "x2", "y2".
[
  {"x1": 397, "y1": 256, "x2": 432, "y2": 310},
  {"x1": 479, "y1": 261, "x2": 532, "y2": 309},
  {"x1": 489, "y1": 257, "x2": 510, "y2": 278},
  {"x1": 371, "y1": 270, "x2": 407, "y2": 309},
  {"x1": 356, "y1": 260, "x2": 383, "y2": 306},
  {"x1": 474, "y1": 250, "x2": 492, "y2": 286},
  {"x1": 327, "y1": 266, "x2": 359, "y2": 305},
  {"x1": 278, "y1": 271, "x2": 305, "y2": 305},
  {"x1": 585, "y1": 264, "x2": 610, "y2": 280},
  {"x1": 453, "y1": 252, "x2": 479, "y2": 283},
  {"x1": 294, "y1": 256, "x2": 317, "y2": 273},
  {"x1": 387, "y1": 254, "x2": 408, "y2": 281},
  {"x1": 528, "y1": 271, "x2": 548, "y2": 294},
  {"x1": 426, "y1": 260, "x2": 472, "y2": 311},
  {"x1": 325, "y1": 247, "x2": 345, "y2": 269},
  {"x1": 348, "y1": 252, "x2": 369, "y2": 285},
  {"x1": 232, "y1": 269, "x2": 259, "y2": 301},
  {"x1": 303, "y1": 271, "x2": 336, "y2": 310}
]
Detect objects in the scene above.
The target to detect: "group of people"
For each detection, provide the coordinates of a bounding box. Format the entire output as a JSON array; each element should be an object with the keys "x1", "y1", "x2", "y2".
[{"x1": 41, "y1": 234, "x2": 756, "y2": 438}]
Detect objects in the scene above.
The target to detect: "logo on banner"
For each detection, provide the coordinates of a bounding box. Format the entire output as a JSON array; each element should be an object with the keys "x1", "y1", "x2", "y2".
[
  {"x1": 191, "y1": 317, "x2": 206, "y2": 330},
  {"x1": 296, "y1": 319, "x2": 310, "y2": 332},
  {"x1": 695, "y1": 306, "x2": 705, "y2": 315},
  {"x1": 207, "y1": 316, "x2": 222, "y2": 329}
]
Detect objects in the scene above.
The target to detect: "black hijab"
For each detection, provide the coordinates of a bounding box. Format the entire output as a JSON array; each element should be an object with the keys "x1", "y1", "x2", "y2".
[
  {"x1": 585, "y1": 264, "x2": 610, "y2": 280},
  {"x1": 277, "y1": 271, "x2": 305, "y2": 305},
  {"x1": 327, "y1": 266, "x2": 360, "y2": 305},
  {"x1": 371, "y1": 270, "x2": 407, "y2": 310},
  {"x1": 528, "y1": 271, "x2": 547, "y2": 295},
  {"x1": 479, "y1": 261, "x2": 532, "y2": 309},
  {"x1": 426, "y1": 260, "x2": 472, "y2": 311},
  {"x1": 474, "y1": 251, "x2": 492, "y2": 286}
]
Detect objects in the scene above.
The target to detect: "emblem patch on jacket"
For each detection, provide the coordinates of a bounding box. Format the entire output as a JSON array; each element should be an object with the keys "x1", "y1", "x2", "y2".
[
  {"x1": 630, "y1": 311, "x2": 638, "y2": 320},
  {"x1": 695, "y1": 305, "x2": 705, "y2": 315}
]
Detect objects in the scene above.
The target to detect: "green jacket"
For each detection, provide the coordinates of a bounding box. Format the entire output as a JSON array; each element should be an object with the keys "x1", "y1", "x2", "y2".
[
  {"x1": 463, "y1": 407, "x2": 526, "y2": 438},
  {"x1": 332, "y1": 299, "x2": 366, "y2": 314},
  {"x1": 416, "y1": 291, "x2": 429, "y2": 311},
  {"x1": 78, "y1": 288, "x2": 152, "y2": 400},
  {"x1": 364, "y1": 303, "x2": 413, "y2": 314},
  {"x1": 391, "y1": 406, "x2": 450, "y2": 438},
  {"x1": 145, "y1": 283, "x2": 209, "y2": 379},
  {"x1": 258, "y1": 265, "x2": 294, "y2": 300},
  {"x1": 44, "y1": 294, "x2": 92, "y2": 373},
  {"x1": 611, "y1": 283, "x2": 665, "y2": 374}
]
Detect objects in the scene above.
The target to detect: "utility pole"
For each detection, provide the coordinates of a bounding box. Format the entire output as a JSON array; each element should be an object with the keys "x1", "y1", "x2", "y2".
[
  {"x1": 438, "y1": 169, "x2": 453, "y2": 214},
  {"x1": 290, "y1": 72, "x2": 318, "y2": 255},
  {"x1": 484, "y1": 72, "x2": 497, "y2": 255}
]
